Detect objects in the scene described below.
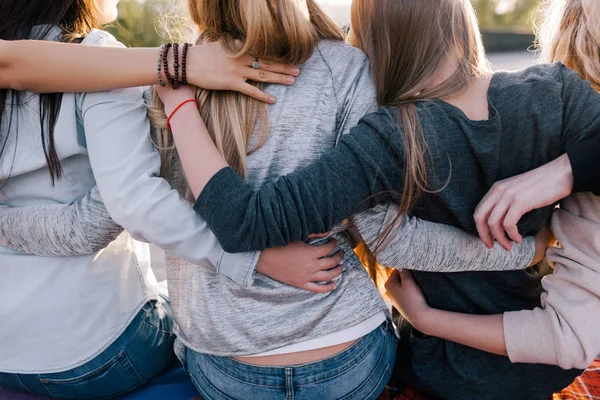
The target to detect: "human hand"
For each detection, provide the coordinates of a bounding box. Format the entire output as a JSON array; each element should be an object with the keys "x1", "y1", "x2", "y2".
[
  {"x1": 257, "y1": 239, "x2": 344, "y2": 294},
  {"x1": 186, "y1": 42, "x2": 299, "y2": 103},
  {"x1": 385, "y1": 270, "x2": 432, "y2": 331},
  {"x1": 474, "y1": 154, "x2": 573, "y2": 250}
]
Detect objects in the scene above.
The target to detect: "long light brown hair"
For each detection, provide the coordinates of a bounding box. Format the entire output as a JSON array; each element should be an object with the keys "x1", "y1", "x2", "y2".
[
  {"x1": 348, "y1": 0, "x2": 489, "y2": 281},
  {"x1": 536, "y1": 0, "x2": 600, "y2": 91},
  {"x1": 152, "y1": 0, "x2": 343, "y2": 201}
]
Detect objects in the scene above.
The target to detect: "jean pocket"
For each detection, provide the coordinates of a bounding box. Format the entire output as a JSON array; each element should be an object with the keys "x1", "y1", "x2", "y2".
[{"x1": 40, "y1": 350, "x2": 144, "y2": 400}]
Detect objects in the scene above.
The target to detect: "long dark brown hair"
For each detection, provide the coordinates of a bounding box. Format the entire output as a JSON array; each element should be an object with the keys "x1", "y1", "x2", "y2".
[
  {"x1": 0, "y1": 0, "x2": 100, "y2": 184},
  {"x1": 348, "y1": 0, "x2": 489, "y2": 282}
]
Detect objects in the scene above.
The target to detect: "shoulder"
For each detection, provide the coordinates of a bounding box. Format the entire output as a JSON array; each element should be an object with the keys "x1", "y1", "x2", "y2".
[
  {"x1": 349, "y1": 107, "x2": 400, "y2": 141},
  {"x1": 492, "y1": 62, "x2": 572, "y2": 92},
  {"x1": 315, "y1": 40, "x2": 370, "y2": 76},
  {"x1": 316, "y1": 40, "x2": 369, "y2": 66},
  {"x1": 81, "y1": 29, "x2": 126, "y2": 49}
]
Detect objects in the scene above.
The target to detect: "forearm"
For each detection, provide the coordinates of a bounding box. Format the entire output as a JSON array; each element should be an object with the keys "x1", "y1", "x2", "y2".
[
  {"x1": 168, "y1": 104, "x2": 228, "y2": 198},
  {"x1": 0, "y1": 40, "x2": 159, "y2": 93},
  {"x1": 419, "y1": 309, "x2": 507, "y2": 357},
  {"x1": 354, "y1": 205, "x2": 536, "y2": 272},
  {"x1": 0, "y1": 187, "x2": 122, "y2": 256}
]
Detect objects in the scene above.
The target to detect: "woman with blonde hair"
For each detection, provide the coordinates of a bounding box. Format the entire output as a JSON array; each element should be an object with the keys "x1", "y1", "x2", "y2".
[
  {"x1": 389, "y1": 0, "x2": 600, "y2": 372},
  {"x1": 157, "y1": 0, "x2": 600, "y2": 397}
]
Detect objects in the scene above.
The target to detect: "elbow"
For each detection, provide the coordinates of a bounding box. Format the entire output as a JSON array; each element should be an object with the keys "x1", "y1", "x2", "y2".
[
  {"x1": 219, "y1": 235, "x2": 255, "y2": 254},
  {"x1": 557, "y1": 344, "x2": 596, "y2": 371},
  {"x1": 212, "y1": 225, "x2": 266, "y2": 253}
]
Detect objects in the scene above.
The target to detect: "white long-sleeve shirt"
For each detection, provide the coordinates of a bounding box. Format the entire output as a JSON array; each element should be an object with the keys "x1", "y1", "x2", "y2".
[{"x1": 0, "y1": 29, "x2": 254, "y2": 373}]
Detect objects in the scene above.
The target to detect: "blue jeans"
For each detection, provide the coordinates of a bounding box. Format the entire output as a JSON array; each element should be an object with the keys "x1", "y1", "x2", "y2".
[
  {"x1": 181, "y1": 322, "x2": 396, "y2": 400},
  {"x1": 0, "y1": 299, "x2": 176, "y2": 400}
]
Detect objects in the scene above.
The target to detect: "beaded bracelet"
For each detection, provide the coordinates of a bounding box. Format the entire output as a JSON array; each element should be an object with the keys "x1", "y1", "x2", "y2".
[
  {"x1": 181, "y1": 43, "x2": 189, "y2": 86},
  {"x1": 157, "y1": 42, "x2": 192, "y2": 89},
  {"x1": 157, "y1": 45, "x2": 166, "y2": 87},
  {"x1": 172, "y1": 42, "x2": 180, "y2": 89}
]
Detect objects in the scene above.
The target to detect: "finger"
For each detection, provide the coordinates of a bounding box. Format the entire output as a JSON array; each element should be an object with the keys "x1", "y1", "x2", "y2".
[
  {"x1": 314, "y1": 240, "x2": 338, "y2": 258},
  {"x1": 474, "y1": 194, "x2": 501, "y2": 248},
  {"x1": 257, "y1": 59, "x2": 300, "y2": 76},
  {"x1": 302, "y1": 282, "x2": 336, "y2": 294},
  {"x1": 235, "y1": 82, "x2": 276, "y2": 104},
  {"x1": 308, "y1": 232, "x2": 330, "y2": 239},
  {"x1": 503, "y1": 206, "x2": 524, "y2": 244},
  {"x1": 487, "y1": 202, "x2": 512, "y2": 250},
  {"x1": 317, "y1": 252, "x2": 343, "y2": 270},
  {"x1": 385, "y1": 269, "x2": 402, "y2": 291},
  {"x1": 310, "y1": 265, "x2": 344, "y2": 282},
  {"x1": 244, "y1": 67, "x2": 296, "y2": 86},
  {"x1": 399, "y1": 269, "x2": 414, "y2": 284}
]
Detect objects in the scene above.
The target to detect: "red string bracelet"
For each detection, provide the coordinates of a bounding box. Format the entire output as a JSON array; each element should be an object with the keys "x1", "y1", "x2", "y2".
[{"x1": 166, "y1": 99, "x2": 198, "y2": 130}]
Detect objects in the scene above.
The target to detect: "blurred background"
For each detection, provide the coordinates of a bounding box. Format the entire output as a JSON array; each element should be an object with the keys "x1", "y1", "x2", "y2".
[{"x1": 106, "y1": 0, "x2": 541, "y2": 70}]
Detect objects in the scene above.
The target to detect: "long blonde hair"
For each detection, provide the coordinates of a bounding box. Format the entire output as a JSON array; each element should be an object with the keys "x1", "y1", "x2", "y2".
[
  {"x1": 152, "y1": 0, "x2": 343, "y2": 201},
  {"x1": 349, "y1": 0, "x2": 489, "y2": 281},
  {"x1": 536, "y1": 0, "x2": 600, "y2": 91}
]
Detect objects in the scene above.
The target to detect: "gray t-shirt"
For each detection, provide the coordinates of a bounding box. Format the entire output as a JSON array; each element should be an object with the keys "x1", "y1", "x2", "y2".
[{"x1": 167, "y1": 40, "x2": 389, "y2": 356}]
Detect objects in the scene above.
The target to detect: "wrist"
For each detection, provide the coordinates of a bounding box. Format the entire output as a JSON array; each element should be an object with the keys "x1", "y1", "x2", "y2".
[
  {"x1": 407, "y1": 306, "x2": 436, "y2": 335},
  {"x1": 554, "y1": 154, "x2": 574, "y2": 198},
  {"x1": 166, "y1": 99, "x2": 198, "y2": 130}
]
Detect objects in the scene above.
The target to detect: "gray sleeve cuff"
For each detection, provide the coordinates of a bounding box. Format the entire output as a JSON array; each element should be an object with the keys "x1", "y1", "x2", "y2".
[{"x1": 217, "y1": 251, "x2": 261, "y2": 289}]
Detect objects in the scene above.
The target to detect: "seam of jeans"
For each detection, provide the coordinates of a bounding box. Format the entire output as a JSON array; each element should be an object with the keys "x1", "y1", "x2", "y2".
[
  {"x1": 194, "y1": 354, "x2": 283, "y2": 389},
  {"x1": 15, "y1": 374, "x2": 35, "y2": 393},
  {"x1": 341, "y1": 330, "x2": 391, "y2": 399},
  {"x1": 295, "y1": 329, "x2": 383, "y2": 386},
  {"x1": 189, "y1": 361, "x2": 235, "y2": 400}
]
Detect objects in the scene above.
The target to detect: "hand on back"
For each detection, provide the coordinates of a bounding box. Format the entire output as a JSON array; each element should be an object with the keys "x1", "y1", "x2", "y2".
[
  {"x1": 257, "y1": 237, "x2": 344, "y2": 294},
  {"x1": 474, "y1": 154, "x2": 573, "y2": 250}
]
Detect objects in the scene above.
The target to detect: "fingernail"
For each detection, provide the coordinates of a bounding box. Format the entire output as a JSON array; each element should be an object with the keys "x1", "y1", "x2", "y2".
[
  {"x1": 287, "y1": 76, "x2": 295, "y2": 83},
  {"x1": 292, "y1": 67, "x2": 300, "y2": 75},
  {"x1": 269, "y1": 96, "x2": 276, "y2": 104}
]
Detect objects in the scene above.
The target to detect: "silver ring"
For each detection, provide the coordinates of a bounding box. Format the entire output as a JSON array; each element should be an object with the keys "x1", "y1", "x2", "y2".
[{"x1": 251, "y1": 59, "x2": 260, "y2": 69}]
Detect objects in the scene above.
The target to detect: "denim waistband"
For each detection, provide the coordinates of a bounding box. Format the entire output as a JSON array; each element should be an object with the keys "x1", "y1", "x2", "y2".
[{"x1": 197, "y1": 321, "x2": 391, "y2": 388}]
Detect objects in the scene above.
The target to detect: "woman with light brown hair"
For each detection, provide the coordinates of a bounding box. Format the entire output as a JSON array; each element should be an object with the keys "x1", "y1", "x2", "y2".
[
  {"x1": 388, "y1": 0, "x2": 600, "y2": 372},
  {"x1": 157, "y1": 0, "x2": 600, "y2": 397}
]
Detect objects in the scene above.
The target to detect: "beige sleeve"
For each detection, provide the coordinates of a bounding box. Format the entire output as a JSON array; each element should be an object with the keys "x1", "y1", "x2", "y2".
[{"x1": 504, "y1": 193, "x2": 600, "y2": 370}]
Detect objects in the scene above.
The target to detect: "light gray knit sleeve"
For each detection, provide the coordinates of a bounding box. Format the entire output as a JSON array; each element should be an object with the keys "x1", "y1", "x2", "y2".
[
  {"x1": 0, "y1": 186, "x2": 123, "y2": 256},
  {"x1": 353, "y1": 204, "x2": 536, "y2": 272}
]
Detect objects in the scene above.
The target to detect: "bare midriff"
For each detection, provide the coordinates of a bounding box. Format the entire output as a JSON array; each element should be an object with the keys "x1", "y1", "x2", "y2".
[{"x1": 234, "y1": 339, "x2": 358, "y2": 366}]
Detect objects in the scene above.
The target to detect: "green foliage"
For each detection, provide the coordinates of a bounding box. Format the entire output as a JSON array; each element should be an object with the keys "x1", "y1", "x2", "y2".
[
  {"x1": 105, "y1": 0, "x2": 170, "y2": 47},
  {"x1": 471, "y1": 0, "x2": 541, "y2": 30}
]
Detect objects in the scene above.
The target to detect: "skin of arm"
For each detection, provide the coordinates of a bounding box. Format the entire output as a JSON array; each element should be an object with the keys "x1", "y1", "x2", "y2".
[
  {"x1": 0, "y1": 38, "x2": 339, "y2": 291},
  {"x1": 0, "y1": 39, "x2": 297, "y2": 102},
  {"x1": 384, "y1": 223, "x2": 555, "y2": 358},
  {"x1": 474, "y1": 154, "x2": 573, "y2": 249},
  {"x1": 384, "y1": 269, "x2": 508, "y2": 356}
]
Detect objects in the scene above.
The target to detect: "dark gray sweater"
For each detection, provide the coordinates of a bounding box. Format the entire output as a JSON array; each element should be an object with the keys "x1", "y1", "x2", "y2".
[{"x1": 196, "y1": 63, "x2": 600, "y2": 399}]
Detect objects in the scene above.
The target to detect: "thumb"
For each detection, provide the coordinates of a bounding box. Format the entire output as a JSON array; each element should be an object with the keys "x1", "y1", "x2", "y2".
[{"x1": 385, "y1": 269, "x2": 402, "y2": 291}]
